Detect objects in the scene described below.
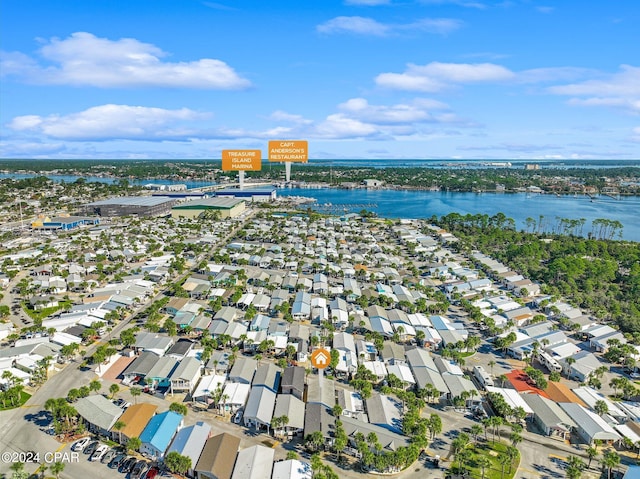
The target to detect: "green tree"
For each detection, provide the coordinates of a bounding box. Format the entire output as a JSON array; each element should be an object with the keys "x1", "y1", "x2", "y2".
[
  {"x1": 586, "y1": 446, "x2": 598, "y2": 468},
  {"x1": 594, "y1": 399, "x2": 608, "y2": 416},
  {"x1": 126, "y1": 436, "x2": 141, "y2": 453},
  {"x1": 89, "y1": 379, "x2": 101, "y2": 394},
  {"x1": 164, "y1": 451, "x2": 192, "y2": 476},
  {"x1": 50, "y1": 460, "x2": 65, "y2": 479},
  {"x1": 169, "y1": 402, "x2": 188, "y2": 416},
  {"x1": 477, "y1": 455, "x2": 491, "y2": 479},
  {"x1": 130, "y1": 386, "x2": 141, "y2": 404},
  {"x1": 109, "y1": 383, "x2": 120, "y2": 399}
]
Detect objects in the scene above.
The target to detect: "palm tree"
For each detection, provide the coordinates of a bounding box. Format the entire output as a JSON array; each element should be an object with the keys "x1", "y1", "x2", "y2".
[
  {"x1": 498, "y1": 454, "x2": 510, "y2": 479},
  {"x1": 130, "y1": 386, "x2": 141, "y2": 404},
  {"x1": 586, "y1": 446, "x2": 598, "y2": 468},
  {"x1": 488, "y1": 360, "x2": 496, "y2": 376},
  {"x1": 113, "y1": 420, "x2": 125, "y2": 444},
  {"x1": 109, "y1": 383, "x2": 120, "y2": 399},
  {"x1": 89, "y1": 379, "x2": 101, "y2": 394},
  {"x1": 470, "y1": 424, "x2": 483, "y2": 444},
  {"x1": 600, "y1": 451, "x2": 620, "y2": 479},
  {"x1": 477, "y1": 455, "x2": 491, "y2": 479}
]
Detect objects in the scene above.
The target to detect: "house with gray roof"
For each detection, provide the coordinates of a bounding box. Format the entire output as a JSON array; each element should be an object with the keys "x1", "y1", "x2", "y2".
[
  {"x1": 244, "y1": 386, "x2": 276, "y2": 431},
  {"x1": 273, "y1": 394, "x2": 306, "y2": 438},
  {"x1": 208, "y1": 319, "x2": 230, "y2": 337},
  {"x1": 341, "y1": 416, "x2": 409, "y2": 453},
  {"x1": 521, "y1": 394, "x2": 576, "y2": 441},
  {"x1": 75, "y1": 395, "x2": 123, "y2": 436},
  {"x1": 561, "y1": 350, "x2": 603, "y2": 382},
  {"x1": 303, "y1": 403, "x2": 335, "y2": 447},
  {"x1": 134, "y1": 332, "x2": 174, "y2": 356},
  {"x1": 281, "y1": 366, "x2": 305, "y2": 400},
  {"x1": 122, "y1": 351, "x2": 160, "y2": 383},
  {"x1": 146, "y1": 356, "x2": 179, "y2": 389},
  {"x1": 365, "y1": 394, "x2": 403, "y2": 434},
  {"x1": 442, "y1": 375, "x2": 479, "y2": 407},
  {"x1": 231, "y1": 445, "x2": 274, "y2": 479},
  {"x1": 559, "y1": 403, "x2": 621, "y2": 444},
  {"x1": 252, "y1": 363, "x2": 281, "y2": 392},
  {"x1": 306, "y1": 374, "x2": 336, "y2": 408},
  {"x1": 405, "y1": 347, "x2": 448, "y2": 397},
  {"x1": 229, "y1": 357, "x2": 257, "y2": 384},
  {"x1": 170, "y1": 357, "x2": 202, "y2": 395}
]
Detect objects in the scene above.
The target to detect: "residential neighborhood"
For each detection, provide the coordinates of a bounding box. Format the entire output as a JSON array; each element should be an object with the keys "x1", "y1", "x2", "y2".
[{"x1": 1, "y1": 186, "x2": 640, "y2": 479}]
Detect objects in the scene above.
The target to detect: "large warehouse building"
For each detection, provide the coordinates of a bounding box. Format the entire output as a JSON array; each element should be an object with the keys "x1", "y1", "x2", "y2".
[
  {"x1": 85, "y1": 196, "x2": 176, "y2": 217},
  {"x1": 171, "y1": 197, "x2": 246, "y2": 219},
  {"x1": 215, "y1": 187, "x2": 277, "y2": 202}
]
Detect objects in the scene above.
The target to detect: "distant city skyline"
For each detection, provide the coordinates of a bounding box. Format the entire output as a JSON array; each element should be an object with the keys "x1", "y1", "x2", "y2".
[{"x1": 1, "y1": 0, "x2": 639, "y2": 160}]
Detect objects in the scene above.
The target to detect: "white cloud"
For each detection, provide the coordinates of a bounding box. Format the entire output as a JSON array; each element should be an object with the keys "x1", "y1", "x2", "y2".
[
  {"x1": 337, "y1": 97, "x2": 448, "y2": 124},
  {"x1": 7, "y1": 104, "x2": 210, "y2": 141},
  {"x1": 268, "y1": 97, "x2": 463, "y2": 140},
  {"x1": 376, "y1": 61, "x2": 514, "y2": 91},
  {"x1": 317, "y1": 16, "x2": 390, "y2": 36},
  {"x1": 548, "y1": 65, "x2": 640, "y2": 113},
  {"x1": 317, "y1": 16, "x2": 462, "y2": 36},
  {"x1": 268, "y1": 110, "x2": 313, "y2": 124},
  {"x1": 631, "y1": 127, "x2": 640, "y2": 142},
  {"x1": 0, "y1": 32, "x2": 251, "y2": 89}
]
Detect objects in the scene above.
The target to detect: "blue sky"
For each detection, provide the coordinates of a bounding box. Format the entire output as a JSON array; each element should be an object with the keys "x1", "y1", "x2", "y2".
[{"x1": 1, "y1": 0, "x2": 639, "y2": 160}]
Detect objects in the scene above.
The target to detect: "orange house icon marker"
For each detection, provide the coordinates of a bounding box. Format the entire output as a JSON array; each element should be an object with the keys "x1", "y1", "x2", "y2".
[{"x1": 311, "y1": 348, "x2": 330, "y2": 369}]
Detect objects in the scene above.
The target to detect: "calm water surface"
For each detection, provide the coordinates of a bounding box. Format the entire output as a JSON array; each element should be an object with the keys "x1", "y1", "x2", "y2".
[{"x1": 280, "y1": 188, "x2": 640, "y2": 242}]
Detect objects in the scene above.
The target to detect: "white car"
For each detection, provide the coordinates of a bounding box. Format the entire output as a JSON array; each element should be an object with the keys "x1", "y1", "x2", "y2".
[
  {"x1": 90, "y1": 445, "x2": 109, "y2": 462},
  {"x1": 71, "y1": 437, "x2": 91, "y2": 452},
  {"x1": 232, "y1": 410, "x2": 243, "y2": 424}
]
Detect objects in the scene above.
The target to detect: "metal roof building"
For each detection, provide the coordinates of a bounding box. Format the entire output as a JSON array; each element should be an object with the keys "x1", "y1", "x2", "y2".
[
  {"x1": 231, "y1": 445, "x2": 275, "y2": 479},
  {"x1": 243, "y1": 385, "x2": 276, "y2": 431},
  {"x1": 405, "y1": 347, "x2": 448, "y2": 394},
  {"x1": 167, "y1": 421, "x2": 211, "y2": 478},
  {"x1": 75, "y1": 395, "x2": 123, "y2": 436},
  {"x1": 85, "y1": 196, "x2": 176, "y2": 217},
  {"x1": 559, "y1": 403, "x2": 621, "y2": 444},
  {"x1": 171, "y1": 197, "x2": 246, "y2": 219},
  {"x1": 112, "y1": 402, "x2": 157, "y2": 444},
  {"x1": 195, "y1": 433, "x2": 241, "y2": 479},
  {"x1": 139, "y1": 410, "x2": 184, "y2": 460},
  {"x1": 521, "y1": 394, "x2": 575, "y2": 440}
]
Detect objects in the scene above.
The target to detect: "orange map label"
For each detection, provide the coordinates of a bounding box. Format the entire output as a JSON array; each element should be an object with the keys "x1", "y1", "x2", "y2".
[
  {"x1": 268, "y1": 140, "x2": 308, "y2": 162},
  {"x1": 311, "y1": 348, "x2": 331, "y2": 369},
  {"x1": 222, "y1": 150, "x2": 262, "y2": 171}
]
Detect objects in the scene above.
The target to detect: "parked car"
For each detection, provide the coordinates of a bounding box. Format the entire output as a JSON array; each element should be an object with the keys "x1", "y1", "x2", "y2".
[
  {"x1": 101, "y1": 449, "x2": 117, "y2": 464},
  {"x1": 71, "y1": 437, "x2": 91, "y2": 452},
  {"x1": 108, "y1": 453, "x2": 126, "y2": 469},
  {"x1": 131, "y1": 460, "x2": 149, "y2": 479},
  {"x1": 233, "y1": 409, "x2": 243, "y2": 424},
  {"x1": 120, "y1": 457, "x2": 137, "y2": 473},
  {"x1": 145, "y1": 467, "x2": 159, "y2": 479},
  {"x1": 83, "y1": 441, "x2": 99, "y2": 456},
  {"x1": 90, "y1": 445, "x2": 109, "y2": 462}
]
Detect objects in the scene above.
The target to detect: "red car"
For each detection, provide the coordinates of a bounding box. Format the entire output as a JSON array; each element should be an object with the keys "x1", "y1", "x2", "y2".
[{"x1": 145, "y1": 467, "x2": 159, "y2": 479}]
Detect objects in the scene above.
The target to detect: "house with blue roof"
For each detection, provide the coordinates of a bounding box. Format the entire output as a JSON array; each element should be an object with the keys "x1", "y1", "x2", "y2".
[{"x1": 139, "y1": 410, "x2": 184, "y2": 460}]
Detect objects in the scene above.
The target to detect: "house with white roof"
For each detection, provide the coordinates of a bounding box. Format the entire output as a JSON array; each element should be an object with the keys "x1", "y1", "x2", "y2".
[{"x1": 244, "y1": 386, "x2": 276, "y2": 432}]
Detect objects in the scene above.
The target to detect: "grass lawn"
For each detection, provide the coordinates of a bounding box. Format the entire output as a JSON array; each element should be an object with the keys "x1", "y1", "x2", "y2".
[
  {"x1": 21, "y1": 300, "x2": 72, "y2": 321},
  {"x1": 451, "y1": 441, "x2": 520, "y2": 479},
  {"x1": 0, "y1": 391, "x2": 31, "y2": 410}
]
